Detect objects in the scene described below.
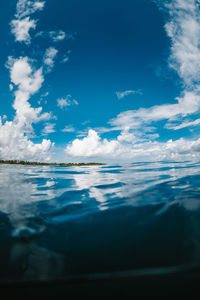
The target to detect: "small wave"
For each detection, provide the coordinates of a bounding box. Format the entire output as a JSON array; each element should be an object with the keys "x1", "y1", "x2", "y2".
[{"x1": 0, "y1": 162, "x2": 200, "y2": 282}]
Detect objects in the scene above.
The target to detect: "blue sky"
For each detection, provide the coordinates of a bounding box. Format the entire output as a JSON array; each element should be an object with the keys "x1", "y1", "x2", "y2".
[{"x1": 1, "y1": 0, "x2": 200, "y2": 162}]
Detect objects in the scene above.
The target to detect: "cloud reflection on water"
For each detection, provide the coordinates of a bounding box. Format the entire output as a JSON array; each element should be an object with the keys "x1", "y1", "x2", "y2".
[{"x1": 0, "y1": 162, "x2": 200, "y2": 281}]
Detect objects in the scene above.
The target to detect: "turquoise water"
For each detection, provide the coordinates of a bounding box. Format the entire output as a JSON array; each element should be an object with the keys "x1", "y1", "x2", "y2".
[{"x1": 0, "y1": 161, "x2": 200, "y2": 283}]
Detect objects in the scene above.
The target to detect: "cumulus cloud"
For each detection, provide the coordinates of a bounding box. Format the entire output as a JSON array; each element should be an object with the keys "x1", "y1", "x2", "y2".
[
  {"x1": 9, "y1": 57, "x2": 43, "y2": 94},
  {"x1": 1, "y1": 0, "x2": 60, "y2": 161},
  {"x1": 0, "y1": 118, "x2": 53, "y2": 161},
  {"x1": 8, "y1": 56, "x2": 51, "y2": 127},
  {"x1": 116, "y1": 89, "x2": 143, "y2": 99},
  {"x1": 66, "y1": 129, "x2": 200, "y2": 162},
  {"x1": 11, "y1": 0, "x2": 45, "y2": 44},
  {"x1": 57, "y1": 94, "x2": 78, "y2": 109},
  {"x1": 66, "y1": 130, "x2": 119, "y2": 157},
  {"x1": 0, "y1": 56, "x2": 53, "y2": 161},
  {"x1": 11, "y1": 17, "x2": 36, "y2": 44}
]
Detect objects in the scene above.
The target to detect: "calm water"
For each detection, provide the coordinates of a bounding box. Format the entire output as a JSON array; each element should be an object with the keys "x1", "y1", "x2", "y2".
[{"x1": 0, "y1": 161, "x2": 200, "y2": 283}]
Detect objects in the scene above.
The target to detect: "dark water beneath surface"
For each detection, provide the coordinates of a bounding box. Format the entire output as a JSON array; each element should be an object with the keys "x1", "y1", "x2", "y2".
[{"x1": 0, "y1": 161, "x2": 200, "y2": 284}]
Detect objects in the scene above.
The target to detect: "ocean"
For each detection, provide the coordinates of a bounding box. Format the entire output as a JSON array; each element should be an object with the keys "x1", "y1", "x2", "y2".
[{"x1": 0, "y1": 161, "x2": 200, "y2": 296}]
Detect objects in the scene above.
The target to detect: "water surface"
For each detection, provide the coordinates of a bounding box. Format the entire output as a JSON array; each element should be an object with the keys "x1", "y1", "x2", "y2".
[{"x1": 0, "y1": 161, "x2": 200, "y2": 282}]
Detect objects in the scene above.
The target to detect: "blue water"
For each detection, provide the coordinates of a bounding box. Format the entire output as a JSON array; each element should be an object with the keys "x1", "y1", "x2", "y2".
[{"x1": 0, "y1": 161, "x2": 200, "y2": 282}]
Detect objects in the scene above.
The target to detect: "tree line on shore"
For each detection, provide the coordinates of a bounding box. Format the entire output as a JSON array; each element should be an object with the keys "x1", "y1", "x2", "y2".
[{"x1": 0, "y1": 160, "x2": 105, "y2": 166}]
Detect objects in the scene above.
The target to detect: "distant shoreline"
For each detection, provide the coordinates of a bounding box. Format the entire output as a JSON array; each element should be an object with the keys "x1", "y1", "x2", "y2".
[{"x1": 0, "y1": 160, "x2": 105, "y2": 166}]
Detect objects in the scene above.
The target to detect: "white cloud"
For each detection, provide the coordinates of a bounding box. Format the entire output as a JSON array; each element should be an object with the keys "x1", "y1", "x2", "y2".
[
  {"x1": 57, "y1": 95, "x2": 78, "y2": 109},
  {"x1": 61, "y1": 56, "x2": 69, "y2": 64},
  {"x1": 166, "y1": 118, "x2": 200, "y2": 130},
  {"x1": 49, "y1": 30, "x2": 66, "y2": 42},
  {"x1": 38, "y1": 91, "x2": 49, "y2": 104},
  {"x1": 42, "y1": 123, "x2": 56, "y2": 135},
  {"x1": 15, "y1": 0, "x2": 45, "y2": 18},
  {"x1": 9, "y1": 84, "x2": 13, "y2": 91},
  {"x1": 11, "y1": 0, "x2": 45, "y2": 44},
  {"x1": 10, "y1": 57, "x2": 43, "y2": 94},
  {"x1": 66, "y1": 129, "x2": 200, "y2": 162},
  {"x1": 36, "y1": 31, "x2": 75, "y2": 43},
  {"x1": 57, "y1": 99, "x2": 70, "y2": 109},
  {"x1": 116, "y1": 89, "x2": 142, "y2": 99},
  {"x1": 110, "y1": 90, "x2": 200, "y2": 131},
  {"x1": 10, "y1": 17, "x2": 36, "y2": 44},
  {"x1": 61, "y1": 125, "x2": 75, "y2": 132},
  {"x1": 165, "y1": 0, "x2": 200, "y2": 86},
  {"x1": 43, "y1": 47, "x2": 58, "y2": 72},
  {"x1": 0, "y1": 119, "x2": 53, "y2": 161},
  {"x1": 8, "y1": 56, "x2": 51, "y2": 128},
  {"x1": 0, "y1": 56, "x2": 54, "y2": 161},
  {"x1": 66, "y1": 130, "x2": 119, "y2": 157},
  {"x1": 60, "y1": 51, "x2": 71, "y2": 64},
  {"x1": 2, "y1": 1, "x2": 57, "y2": 161},
  {"x1": 117, "y1": 129, "x2": 135, "y2": 143}
]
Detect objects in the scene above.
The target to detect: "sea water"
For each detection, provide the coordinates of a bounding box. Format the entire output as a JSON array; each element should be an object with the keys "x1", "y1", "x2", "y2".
[{"x1": 0, "y1": 161, "x2": 200, "y2": 283}]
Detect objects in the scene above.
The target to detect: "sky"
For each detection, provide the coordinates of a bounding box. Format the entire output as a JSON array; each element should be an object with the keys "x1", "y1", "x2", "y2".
[{"x1": 1, "y1": 0, "x2": 200, "y2": 162}]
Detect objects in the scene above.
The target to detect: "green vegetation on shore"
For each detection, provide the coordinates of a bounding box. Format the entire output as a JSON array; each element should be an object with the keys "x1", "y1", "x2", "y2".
[{"x1": 0, "y1": 160, "x2": 105, "y2": 166}]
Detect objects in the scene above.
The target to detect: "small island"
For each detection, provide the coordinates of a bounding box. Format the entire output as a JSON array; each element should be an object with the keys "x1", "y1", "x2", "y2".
[{"x1": 0, "y1": 160, "x2": 105, "y2": 166}]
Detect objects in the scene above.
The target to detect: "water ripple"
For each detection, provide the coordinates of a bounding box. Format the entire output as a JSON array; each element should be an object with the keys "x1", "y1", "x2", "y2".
[{"x1": 0, "y1": 161, "x2": 200, "y2": 282}]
